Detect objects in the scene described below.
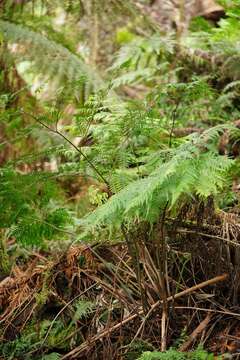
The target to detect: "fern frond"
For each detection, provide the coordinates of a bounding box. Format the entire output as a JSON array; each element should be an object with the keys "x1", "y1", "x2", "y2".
[
  {"x1": 0, "y1": 20, "x2": 103, "y2": 99},
  {"x1": 41, "y1": 354, "x2": 61, "y2": 360},
  {"x1": 109, "y1": 169, "x2": 138, "y2": 194},
  {"x1": 110, "y1": 35, "x2": 174, "y2": 89},
  {"x1": 137, "y1": 348, "x2": 217, "y2": 360},
  {"x1": 0, "y1": 168, "x2": 73, "y2": 246},
  {"x1": 73, "y1": 299, "x2": 95, "y2": 322},
  {"x1": 137, "y1": 349, "x2": 185, "y2": 360},
  {"x1": 83, "y1": 127, "x2": 234, "y2": 229}
]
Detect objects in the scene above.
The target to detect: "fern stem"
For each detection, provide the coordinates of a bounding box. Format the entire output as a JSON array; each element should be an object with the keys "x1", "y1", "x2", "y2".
[
  {"x1": 159, "y1": 203, "x2": 168, "y2": 351},
  {"x1": 121, "y1": 224, "x2": 149, "y2": 314},
  {"x1": 22, "y1": 111, "x2": 110, "y2": 188},
  {"x1": 169, "y1": 102, "x2": 180, "y2": 148}
]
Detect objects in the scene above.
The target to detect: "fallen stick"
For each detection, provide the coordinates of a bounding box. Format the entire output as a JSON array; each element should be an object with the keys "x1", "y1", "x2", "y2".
[
  {"x1": 179, "y1": 313, "x2": 212, "y2": 351},
  {"x1": 61, "y1": 273, "x2": 228, "y2": 359}
]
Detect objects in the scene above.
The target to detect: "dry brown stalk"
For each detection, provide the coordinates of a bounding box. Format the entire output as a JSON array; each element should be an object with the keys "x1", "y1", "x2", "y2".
[
  {"x1": 62, "y1": 273, "x2": 228, "y2": 359},
  {"x1": 174, "y1": 306, "x2": 240, "y2": 318},
  {"x1": 179, "y1": 313, "x2": 212, "y2": 351},
  {"x1": 178, "y1": 229, "x2": 240, "y2": 247}
]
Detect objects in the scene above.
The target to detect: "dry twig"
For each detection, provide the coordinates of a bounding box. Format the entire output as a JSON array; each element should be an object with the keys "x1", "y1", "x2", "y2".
[{"x1": 62, "y1": 273, "x2": 228, "y2": 359}]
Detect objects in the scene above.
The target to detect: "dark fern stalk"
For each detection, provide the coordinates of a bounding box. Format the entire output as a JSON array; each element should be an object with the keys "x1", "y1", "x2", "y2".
[
  {"x1": 159, "y1": 203, "x2": 169, "y2": 351},
  {"x1": 22, "y1": 111, "x2": 110, "y2": 189},
  {"x1": 168, "y1": 103, "x2": 180, "y2": 148},
  {"x1": 121, "y1": 224, "x2": 149, "y2": 314}
]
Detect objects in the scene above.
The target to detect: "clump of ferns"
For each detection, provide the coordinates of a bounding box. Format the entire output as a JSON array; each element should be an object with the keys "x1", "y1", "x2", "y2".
[{"x1": 81, "y1": 125, "x2": 234, "y2": 235}]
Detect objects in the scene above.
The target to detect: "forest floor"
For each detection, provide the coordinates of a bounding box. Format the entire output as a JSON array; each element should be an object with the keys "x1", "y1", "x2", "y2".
[{"x1": 1, "y1": 218, "x2": 240, "y2": 359}]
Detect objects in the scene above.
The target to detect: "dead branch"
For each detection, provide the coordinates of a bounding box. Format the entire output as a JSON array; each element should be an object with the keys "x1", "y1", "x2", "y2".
[
  {"x1": 62, "y1": 273, "x2": 228, "y2": 359},
  {"x1": 179, "y1": 313, "x2": 212, "y2": 351}
]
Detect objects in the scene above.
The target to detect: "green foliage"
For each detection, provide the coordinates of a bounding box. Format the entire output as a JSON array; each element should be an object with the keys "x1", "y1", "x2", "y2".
[
  {"x1": 72, "y1": 299, "x2": 95, "y2": 322},
  {"x1": 137, "y1": 348, "x2": 220, "y2": 360},
  {"x1": 0, "y1": 20, "x2": 103, "y2": 100},
  {"x1": 116, "y1": 27, "x2": 136, "y2": 44},
  {"x1": 83, "y1": 126, "x2": 233, "y2": 229},
  {"x1": 1, "y1": 0, "x2": 240, "y2": 357},
  {"x1": 41, "y1": 354, "x2": 61, "y2": 360},
  {"x1": 1, "y1": 2, "x2": 240, "y2": 247},
  {"x1": 0, "y1": 320, "x2": 72, "y2": 358},
  {"x1": 185, "y1": 2, "x2": 240, "y2": 81},
  {"x1": 126, "y1": 339, "x2": 156, "y2": 360},
  {"x1": 0, "y1": 299, "x2": 95, "y2": 359},
  {"x1": 0, "y1": 168, "x2": 73, "y2": 246},
  {"x1": 110, "y1": 34, "x2": 174, "y2": 88}
]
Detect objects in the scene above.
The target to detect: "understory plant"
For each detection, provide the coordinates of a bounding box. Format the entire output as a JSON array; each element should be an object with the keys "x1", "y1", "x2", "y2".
[
  {"x1": 1, "y1": 0, "x2": 240, "y2": 358},
  {"x1": 137, "y1": 348, "x2": 223, "y2": 360}
]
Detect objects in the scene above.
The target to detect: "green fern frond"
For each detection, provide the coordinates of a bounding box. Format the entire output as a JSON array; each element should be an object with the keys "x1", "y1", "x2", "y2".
[
  {"x1": 0, "y1": 168, "x2": 73, "y2": 246},
  {"x1": 41, "y1": 354, "x2": 61, "y2": 360},
  {"x1": 184, "y1": 6, "x2": 240, "y2": 80},
  {"x1": 137, "y1": 348, "x2": 218, "y2": 360},
  {"x1": 73, "y1": 299, "x2": 95, "y2": 322},
  {"x1": 110, "y1": 35, "x2": 174, "y2": 89},
  {"x1": 109, "y1": 169, "x2": 138, "y2": 194},
  {"x1": 83, "y1": 126, "x2": 234, "y2": 229},
  {"x1": 137, "y1": 349, "x2": 185, "y2": 360},
  {"x1": 0, "y1": 20, "x2": 103, "y2": 99}
]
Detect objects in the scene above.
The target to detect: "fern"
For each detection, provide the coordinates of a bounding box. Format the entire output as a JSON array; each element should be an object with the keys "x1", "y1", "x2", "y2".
[
  {"x1": 0, "y1": 20, "x2": 103, "y2": 100},
  {"x1": 0, "y1": 168, "x2": 73, "y2": 246},
  {"x1": 41, "y1": 354, "x2": 61, "y2": 360},
  {"x1": 0, "y1": 299, "x2": 95, "y2": 358},
  {"x1": 138, "y1": 349, "x2": 186, "y2": 360},
  {"x1": 82, "y1": 126, "x2": 233, "y2": 229},
  {"x1": 72, "y1": 299, "x2": 95, "y2": 322},
  {"x1": 110, "y1": 34, "x2": 175, "y2": 90},
  {"x1": 183, "y1": 3, "x2": 240, "y2": 81},
  {"x1": 109, "y1": 169, "x2": 138, "y2": 194},
  {"x1": 137, "y1": 348, "x2": 219, "y2": 360}
]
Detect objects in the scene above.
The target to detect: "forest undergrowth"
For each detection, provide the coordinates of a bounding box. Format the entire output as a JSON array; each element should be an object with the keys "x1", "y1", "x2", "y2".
[{"x1": 1, "y1": 0, "x2": 240, "y2": 359}]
